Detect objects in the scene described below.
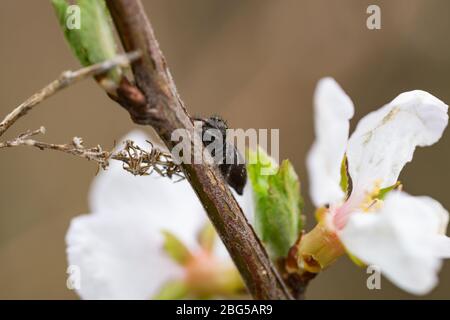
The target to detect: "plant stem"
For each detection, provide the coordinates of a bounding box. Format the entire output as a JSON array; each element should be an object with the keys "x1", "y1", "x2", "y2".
[{"x1": 105, "y1": 0, "x2": 292, "y2": 300}]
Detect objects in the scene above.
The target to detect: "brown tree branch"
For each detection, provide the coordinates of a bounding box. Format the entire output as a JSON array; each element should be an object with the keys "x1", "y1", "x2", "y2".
[{"x1": 105, "y1": 0, "x2": 292, "y2": 299}]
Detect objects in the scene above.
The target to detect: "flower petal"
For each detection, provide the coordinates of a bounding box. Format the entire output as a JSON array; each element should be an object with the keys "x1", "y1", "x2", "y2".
[
  {"x1": 340, "y1": 191, "x2": 450, "y2": 295},
  {"x1": 89, "y1": 130, "x2": 206, "y2": 248},
  {"x1": 416, "y1": 196, "x2": 449, "y2": 235},
  {"x1": 66, "y1": 212, "x2": 183, "y2": 299},
  {"x1": 307, "y1": 78, "x2": 354, "y2": 207},
  {"x1": 347, "y1": 90, "x2": 448, "y2": 195}
]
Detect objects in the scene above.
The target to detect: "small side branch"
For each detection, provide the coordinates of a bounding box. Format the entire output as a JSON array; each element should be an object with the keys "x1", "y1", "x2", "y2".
[
  {"x1": 0, "y1": 127, "x2": 183, "y2": 179},
  {"x1": 0, "y1": 51, "x2": 141, "y2": 138},
  {"x1": 0, "y1": 127, "x2": 111, "y2": 167}
]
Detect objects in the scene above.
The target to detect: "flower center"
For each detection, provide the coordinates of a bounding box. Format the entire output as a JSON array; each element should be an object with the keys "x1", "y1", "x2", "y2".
[
  {"x1": 333, "y1": 179, "x2": 384, "y2": 229},
  {"x1": 359, "y1": 179, "x2": 383, "y2": 212}
]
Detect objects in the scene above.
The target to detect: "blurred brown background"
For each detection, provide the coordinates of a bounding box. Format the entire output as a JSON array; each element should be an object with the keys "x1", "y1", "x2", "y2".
[{"x1": 1, "y1": 0, "x2": 449, "y2": 299}]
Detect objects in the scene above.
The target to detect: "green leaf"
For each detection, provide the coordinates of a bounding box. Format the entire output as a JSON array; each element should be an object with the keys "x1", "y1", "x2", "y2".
[
  {"x1": 340, "y1": 154, "x2": 350, "y2": 195},
  {"x1": 154, "y1": 280, "x2": 189, "y2": 300},
  {"x1": 162, "y1": 231, "x2": 192, "y2": 265},
  {"x1": 51, "y1": 0, "x2": 121, "y2": 88},
  {"x1": 377, "y1": 181, "x2": 402, "y2": 200},
  {"x1": 247, "y1": 147, "x2": 304, "y2": 259}
]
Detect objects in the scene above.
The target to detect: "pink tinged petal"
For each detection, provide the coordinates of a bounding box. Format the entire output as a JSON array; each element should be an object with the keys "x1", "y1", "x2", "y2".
[
  {"x1": 307, "y1": 78, "x2": 355, "y2": 207},
  {"x1": 347, "y1": 90, "x2": 448, "y2": 195},
  {"x1": 339, "y1": 191, "x2": 450, "y2": 295},
  {"x1": 89, "y1": 130, "x2": 206, "y2": 249},
  {"x1": 66, "y1": 212, "x2": 183, "y2": 299}
]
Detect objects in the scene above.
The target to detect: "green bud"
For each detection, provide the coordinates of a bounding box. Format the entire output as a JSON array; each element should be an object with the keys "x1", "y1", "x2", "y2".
[
  {"x1": 247, "y1": 147, "x2": 304, "y2": 259},
  {"x1": 51, "y1": 0, "x2": 121, "y2": 91}
]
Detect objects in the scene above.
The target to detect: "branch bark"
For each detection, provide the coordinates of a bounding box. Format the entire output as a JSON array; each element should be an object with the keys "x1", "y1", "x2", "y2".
[{"x1": 105, "y1": 0, "x2": 292, "y2": 299}]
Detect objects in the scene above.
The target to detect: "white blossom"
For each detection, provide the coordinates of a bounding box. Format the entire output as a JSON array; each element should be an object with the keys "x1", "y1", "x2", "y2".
[
  {"x1": 66, "y1": 130, "x2": 253, "y2": 299},
  {"x1": 307, "y1": 77, "x2": 450, "y2": 295}
]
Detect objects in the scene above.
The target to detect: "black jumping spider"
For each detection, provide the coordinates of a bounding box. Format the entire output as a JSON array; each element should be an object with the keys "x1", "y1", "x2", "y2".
[{"x1": 195, "y1": 115, "x2": 247, "y2": 195}]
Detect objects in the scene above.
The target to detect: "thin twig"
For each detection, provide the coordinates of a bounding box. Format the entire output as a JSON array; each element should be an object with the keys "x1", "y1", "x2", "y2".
[
  {"x1": 0, "y1": 128, "x2": 183, "y2": 178},
  {"x1": 0, "y1": 51, "x2": 141, "y2": 138},
  {"x1": 106, "y1": 0, "x2": 292, "y2": 299},
  {"x1": 0, "y1": 127, "x2": 111, "y2": 168}
]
